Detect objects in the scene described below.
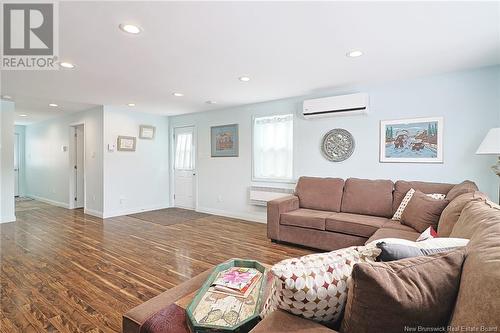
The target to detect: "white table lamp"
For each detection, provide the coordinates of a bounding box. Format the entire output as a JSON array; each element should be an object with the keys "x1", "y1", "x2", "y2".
[
  {"x1": 476, "y1": 128, "x2": 500, "y2": 174},
  {"x1": 476, "y1": 127, "x2": 500, "y2": 203}
]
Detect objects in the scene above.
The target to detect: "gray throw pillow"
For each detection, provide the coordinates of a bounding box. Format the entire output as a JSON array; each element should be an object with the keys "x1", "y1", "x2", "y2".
[{"x1": 376, "y1": 242, "x2": 458, "y2": 261}]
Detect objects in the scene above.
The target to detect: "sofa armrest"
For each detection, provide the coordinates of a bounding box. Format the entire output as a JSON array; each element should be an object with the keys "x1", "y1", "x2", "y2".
[
  {"x1": 250, "y1": 310, "x2": 337, "y2": 333},
  {"x1": 123, "y1": 268, "x2": 212, "y2": 333},
  {"x1": 267, "y1": 195, "x2": 299, "y2": 240}
]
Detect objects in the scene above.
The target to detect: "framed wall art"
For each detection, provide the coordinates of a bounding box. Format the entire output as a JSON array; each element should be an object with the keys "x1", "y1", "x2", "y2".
[
  {"x1": 139, "y1": 125, "x2": 156, "y2": 139},
  {"x1": 211, "y1": 124, "x2": 239, "y2": 157},
  {"x1": 380, "y1": 117, "x2": 443, "y2": 163},
  {"x1": 117, "y1": 136, "x2": 137, "y2": 152}
]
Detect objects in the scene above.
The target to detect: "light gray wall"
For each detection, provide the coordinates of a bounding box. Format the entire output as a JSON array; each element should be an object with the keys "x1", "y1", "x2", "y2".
[
  {"x1": 103, "y1": 107, "x2": 169, "y2": 218},
  {"x1": 1, "y1": 101, "x2": 16, "y2": 223},
  {"x1": 170, "y1": 66, "x2": 500, "y2": 222},
  {"x1": 24, "y1": 107, "x2": 104, "y2": 216}
]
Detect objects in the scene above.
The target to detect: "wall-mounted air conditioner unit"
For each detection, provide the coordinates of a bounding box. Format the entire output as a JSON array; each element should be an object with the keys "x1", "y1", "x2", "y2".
[{"x1": 302, "y1": 93, "x2": 369, "y2": 119}]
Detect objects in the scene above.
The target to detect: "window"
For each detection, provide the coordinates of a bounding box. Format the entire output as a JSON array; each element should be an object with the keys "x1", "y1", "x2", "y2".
[
  {"x1": 253, "y1": 114, "x2": 293, "y2": 181},
  {"x1": 174, "y1": 132, "x2": 194, "y2": 170}
]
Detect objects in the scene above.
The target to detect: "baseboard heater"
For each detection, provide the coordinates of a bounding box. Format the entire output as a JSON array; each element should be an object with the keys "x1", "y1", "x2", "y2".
[{"x1": 249, "y1": 186, "x2": 295, "y2": 206}]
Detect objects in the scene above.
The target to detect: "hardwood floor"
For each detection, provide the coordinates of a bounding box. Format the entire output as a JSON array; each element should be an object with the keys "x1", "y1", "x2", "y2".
[{"x1": 0, "y1": 202, "x2": 313, "y2": 332}]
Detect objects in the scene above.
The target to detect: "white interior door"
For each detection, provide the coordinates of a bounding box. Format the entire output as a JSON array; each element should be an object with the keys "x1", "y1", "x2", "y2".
[
  {"x1": 173, "y1": 127, "x2": 196, "y2": 209},
  {"x1": 14, "y1": 133, "x2": 19, "y2": 197},
  {"x1": 74, "y1": 125, "x2": 85, "y2": 208}
]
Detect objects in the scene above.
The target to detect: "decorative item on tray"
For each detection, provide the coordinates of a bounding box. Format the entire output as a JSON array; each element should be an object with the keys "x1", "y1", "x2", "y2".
[
  {"x1": 186, "y1": 259, "x2": 268, "y2": 333},
  {"x1": 210, "y1": 267, "x2": 262, "y2": 298}
]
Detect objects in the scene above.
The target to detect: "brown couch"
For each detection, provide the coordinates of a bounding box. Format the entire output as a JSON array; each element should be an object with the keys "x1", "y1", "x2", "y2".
[
  {"x1": 267, "y1": 177, "x2": 476, "y2": 251},
  {"x1": 123, "y1": 179, "x2": 500, "y2": 333}
]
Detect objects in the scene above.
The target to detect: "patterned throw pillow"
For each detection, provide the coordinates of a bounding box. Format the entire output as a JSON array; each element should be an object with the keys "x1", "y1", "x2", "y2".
[
  {"x1": 392, "y1": 189, "x2": 446, "y2": 221},
  {"x1": 269, "y1": 245, "x2": 381, "y2": 323}
]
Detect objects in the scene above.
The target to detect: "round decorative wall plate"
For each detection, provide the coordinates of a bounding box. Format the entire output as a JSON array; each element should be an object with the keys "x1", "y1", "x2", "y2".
[{"x1": 321, "y1": 128, "x2": 355, "y2": 162}]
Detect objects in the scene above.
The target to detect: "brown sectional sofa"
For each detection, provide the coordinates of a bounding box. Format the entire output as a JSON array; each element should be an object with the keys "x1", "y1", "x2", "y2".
[
  {"x1": 268, "y1": 176, "x2": 462, "y2": 250},
  {"x1": 123, "y1": 177, "x2": 500, "y2": 333}
]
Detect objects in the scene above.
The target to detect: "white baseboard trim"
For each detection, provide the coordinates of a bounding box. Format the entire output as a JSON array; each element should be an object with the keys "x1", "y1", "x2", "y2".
[
  {"x1": 0, "y1": 215, "x2": 16, "y2": 224},
  {"x1": 26, "y1": 194, "x2": 69, "y2": 209},
  {"x1": 84, "y1": 208, "x2": 104, "y2": 218},
  {"x1": 102, "y1": 205, "x2": 170, "y2": 219},
  {"x1": 196, "y1": 207, "x2": 266, "y2": 224}
]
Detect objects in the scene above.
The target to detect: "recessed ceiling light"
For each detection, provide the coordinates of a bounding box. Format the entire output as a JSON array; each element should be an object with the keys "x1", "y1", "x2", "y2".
[
  {"x1": 206, "y1": 100, "x2": 217, "y2": 104},
  {"x1": 119, "y1": 23, "x2": 142, "y2": 34},
  {"x1": 239, "y1": 76, "x2": 250, "y2": 82},
  {"x1": 49, "y1": 103, "x2": 58, "y2": 107},
  {"x1": 2, "y1": 95, "x2": 12, "y2": 100},
  {"x1": 347, "y1": 50, "x2": 363, "y2": 58},
  {"x1": 19, "y1": 114, "x2": 28, "y2": 117},
  {"x1": 127, "y1": 103, "x2": 136, "y2": 107},
  {"x1": 59, "y1": 62, "x2": 75, "y2": 69},
  {"x1": 172, "y1": 92, "x2": 184, "y2": 97}
]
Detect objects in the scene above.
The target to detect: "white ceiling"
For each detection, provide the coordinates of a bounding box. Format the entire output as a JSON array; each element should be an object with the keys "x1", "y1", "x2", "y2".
[{"x1": 2, "y1": 1, "x2": 499, "y2": 124}]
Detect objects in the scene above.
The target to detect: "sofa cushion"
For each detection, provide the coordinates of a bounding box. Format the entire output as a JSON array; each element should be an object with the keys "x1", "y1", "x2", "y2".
[
  {"x1": 280, "y1": 209, "x2": 330, "y2": 230},
  {"x1": 445, "y1": 180, "x2": 479, "y2": 201},
  {"x1": 438, "y1": 191, "x2": 486, "y2": 237},
  {"x1": 401, "y1": 190, "x2": 449, "y2": 232},
  {"x1": 295, "y1": 177, "x2": 344, "y2": 212},
  {"x1": 340, "y1": 249, "x2": 466, "y2": 333},
  {"x1": 393, "y1": 180, "x2": 454, "y2": 214},
  {"x1": 381, "y1": 220, "x2": 417, "y2": 232},
  {"x1": 250, "y1": 310, "x2": 337, "y2": 333},
  {"x1": 448, "y1": 199, "x2": 500, "y2": 328},
  {"x1": 340, "y1": 178, "x2": 394, "y2": 218},
  {"x1": 325, "y1": 213, "x2": 388, "y2": 238},
  {"x1": 366, "y1": 228, "x2": 420, "y2": 244}
]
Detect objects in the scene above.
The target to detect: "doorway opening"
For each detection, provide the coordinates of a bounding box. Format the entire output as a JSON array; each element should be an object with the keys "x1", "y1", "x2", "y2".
[
  {"x1": 69, "y1": 124, "x2": 85, "y2": 209},
  {"x1": 173, "y1": 126, "x2": 196, "y2": 210}
]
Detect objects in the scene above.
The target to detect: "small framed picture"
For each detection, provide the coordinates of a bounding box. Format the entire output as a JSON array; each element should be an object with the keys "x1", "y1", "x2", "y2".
[
  {"x1": 380, "y1": 117, "x2": 443, "y2": 163},
  {"x1": 211, "y1": 124, "x2": 239, "y2": 157},
  {"x1": 139, "y1": 125, "x2": 156, "y2": 140},
  {"x1": 117, "y1": 136, "x2": 137, "y2": 151}
]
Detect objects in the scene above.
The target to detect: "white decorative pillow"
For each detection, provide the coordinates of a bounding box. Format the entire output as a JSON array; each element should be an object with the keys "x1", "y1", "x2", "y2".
[
  {"x1": 367, "y1": 236, "x2": 469, "y2": 249},
  {"x1": 269, "y1": 244, "x2": 381, "y2": 323},
  {"x1": 392, "y1": 188, "x2": 446, "y2": 221},
  {"x1": 427, "y1": 193, "x2": 446, "y2": 200}
]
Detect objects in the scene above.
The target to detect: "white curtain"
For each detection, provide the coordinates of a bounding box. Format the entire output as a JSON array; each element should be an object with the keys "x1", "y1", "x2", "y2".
[
  {"x1": 253, "y1": 114, "x2": 293, "y2": 180},
  {"x1": 175, "y1": 133, "x2": 194, "y2": 170}
]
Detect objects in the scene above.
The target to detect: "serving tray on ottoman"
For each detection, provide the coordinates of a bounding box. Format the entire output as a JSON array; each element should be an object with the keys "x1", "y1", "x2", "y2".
[{"x1": 185, "y1": 259, "x2": 269, "y2": 333}]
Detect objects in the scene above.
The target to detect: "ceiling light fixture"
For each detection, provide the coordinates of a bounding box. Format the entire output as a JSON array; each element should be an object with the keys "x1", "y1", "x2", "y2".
[
  {"x1": 19, "y1": 114, "x2": 28, "y2": 117},
  {"x1": 206, "y1": 100, "x2": 217, "y2": 104},
  {"x1": 347, "y1": 50, "x2": 363, "y2": 58},
  {"x1": 172, "y1": 92, "x2": 184, "y2": 97},
  {"x1": 59, "y1": 62, "x2": 75, "y2": 69},
  {"x1": 239, "y1": 76, "x2": 250, "y2": 82},
  {"x1": 127, "y1": 103, "x2": 136, "y2": 107},
  {"x1": 119, "y1": 23, "x2": 142, "y2": 34},
  {"x1": 49, "y1": 103, "x2": 58, "y2": 107}
]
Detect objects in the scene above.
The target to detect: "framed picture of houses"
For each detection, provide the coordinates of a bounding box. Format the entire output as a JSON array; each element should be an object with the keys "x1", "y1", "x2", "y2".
[
  {"x1": 211, "y1": 124, "x2": 239, "y2": 157},
  {"x1": 380, "y1": 117, "x2": 443, "y2": 163}
]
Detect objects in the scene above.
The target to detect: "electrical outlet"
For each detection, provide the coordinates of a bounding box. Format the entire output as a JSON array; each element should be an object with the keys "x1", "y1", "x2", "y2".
[
  {"x1": 119, "y1": 197, "x2": 125, "y2": 205},
  {"x1": 217, "y1": 195, "x2": 223, "y2": 203}
]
